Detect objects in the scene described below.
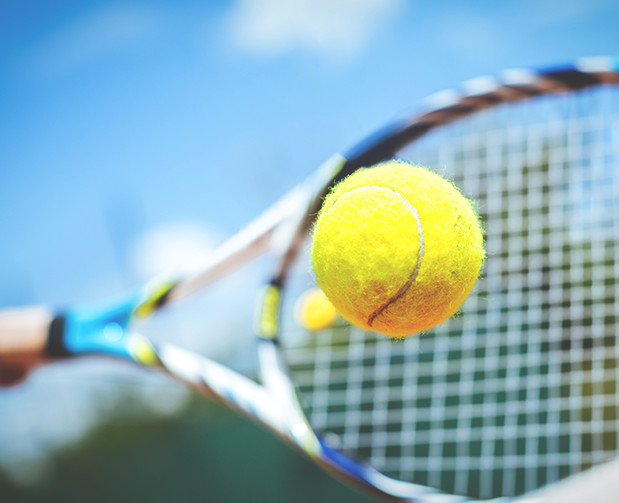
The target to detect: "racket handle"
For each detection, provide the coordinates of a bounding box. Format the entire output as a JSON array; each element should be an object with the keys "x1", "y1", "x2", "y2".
[{"x1": 0, "y1": 306, "x2": 53, "y2": 385}]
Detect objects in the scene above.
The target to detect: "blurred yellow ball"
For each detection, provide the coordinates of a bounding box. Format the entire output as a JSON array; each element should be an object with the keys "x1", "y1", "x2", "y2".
[{"x1": 295, "y1": 288, "x2": 338, "y2": 331}]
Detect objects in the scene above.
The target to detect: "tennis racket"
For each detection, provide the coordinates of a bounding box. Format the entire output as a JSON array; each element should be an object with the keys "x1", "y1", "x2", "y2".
[{"x1": 1, "y1": 56, "x2": 618, "y2": 502}]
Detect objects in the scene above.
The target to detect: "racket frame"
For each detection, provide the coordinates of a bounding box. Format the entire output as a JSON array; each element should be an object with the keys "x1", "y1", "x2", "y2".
[{"x1": 45, "y1": 56, "x2": 619, "y2": 503}]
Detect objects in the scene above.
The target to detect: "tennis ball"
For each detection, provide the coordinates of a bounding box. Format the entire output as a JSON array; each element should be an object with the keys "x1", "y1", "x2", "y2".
[
  {"x1": 311, "y1": 160, "x2": 485, "y2": 338},
  {"x1": 295, "y1": 288, "x2": 338, "y2": 331}
]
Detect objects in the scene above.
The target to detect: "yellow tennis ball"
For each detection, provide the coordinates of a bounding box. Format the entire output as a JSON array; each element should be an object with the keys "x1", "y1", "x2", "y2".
[
  {"x1": 295, "y1": 288, "x2": 338, "y2": 331},
  {"x1": 311, "y1": 160, "x2": 485, "y2": 338}
]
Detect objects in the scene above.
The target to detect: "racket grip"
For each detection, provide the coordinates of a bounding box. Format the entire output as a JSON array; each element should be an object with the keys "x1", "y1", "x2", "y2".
[{"x1": 0, "y1": 306, "x2": 53, "y2": 385}]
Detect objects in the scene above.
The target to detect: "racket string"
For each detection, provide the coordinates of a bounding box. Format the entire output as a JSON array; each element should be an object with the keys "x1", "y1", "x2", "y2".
[{"x1": 283, "y1": 86, "x2": 619, "y2": 499}]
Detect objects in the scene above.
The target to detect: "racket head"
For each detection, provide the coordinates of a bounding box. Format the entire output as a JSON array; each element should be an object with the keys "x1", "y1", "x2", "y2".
[
  {"x1": 43, "y1": 58, "x2": 619, "y2": 502},
  {"x1": 277, "y1": 59, "x2": 619, "y2": 500}
]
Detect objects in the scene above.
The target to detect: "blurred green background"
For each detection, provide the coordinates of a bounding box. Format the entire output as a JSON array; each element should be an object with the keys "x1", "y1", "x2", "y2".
[{"x1": 0, "y1": 397, "x2": 376, "y2": 503}]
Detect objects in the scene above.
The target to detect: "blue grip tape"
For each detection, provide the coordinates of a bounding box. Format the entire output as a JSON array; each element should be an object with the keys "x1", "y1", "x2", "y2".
[{"x1": 60, "y1": 293, "x2": 141, "y2": 359}]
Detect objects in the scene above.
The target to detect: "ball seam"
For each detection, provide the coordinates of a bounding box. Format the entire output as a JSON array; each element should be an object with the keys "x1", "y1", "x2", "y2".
[
  {"x1": 322, "y1": 185, "x2": 425, "y2": 329},
  {"x1": 364, "y1": 187, "x2": 425, "y2": 327}
]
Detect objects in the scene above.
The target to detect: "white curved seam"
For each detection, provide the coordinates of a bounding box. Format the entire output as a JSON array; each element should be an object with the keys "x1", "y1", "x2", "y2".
[{"x1": 322, "y1": 185, "x2": 424, "y2": 327}]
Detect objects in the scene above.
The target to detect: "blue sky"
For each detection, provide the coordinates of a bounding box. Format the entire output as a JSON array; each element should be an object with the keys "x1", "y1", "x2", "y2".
[
  {"x1": 1, "y1": 0, "x2": 618, "y2": 307},
  {"x1": 0, "y1": 0, "x2": 618, "y2": 483}
]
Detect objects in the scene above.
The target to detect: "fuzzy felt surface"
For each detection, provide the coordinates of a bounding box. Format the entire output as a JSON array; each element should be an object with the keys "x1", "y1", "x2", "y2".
[{"x1": 311, "y1": 160, "x2": 485, "y2": 338}]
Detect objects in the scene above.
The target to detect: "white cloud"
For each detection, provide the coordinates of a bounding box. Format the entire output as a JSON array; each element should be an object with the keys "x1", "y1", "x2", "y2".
[
  {"x1": 129, "y1": 220, "x2": 256, "y2": 358},
  {"x1": 223, "y1": 0, "x2": 403, "y2": 59},
  {"x1": 27, "y1": 6, "x2": 162, "y2": 76},
  {"x1": 130, "y1": 221, "x2": 220, "y2": 281}
]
